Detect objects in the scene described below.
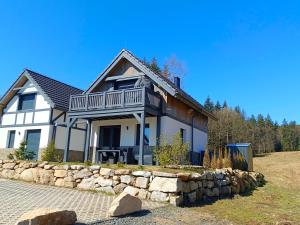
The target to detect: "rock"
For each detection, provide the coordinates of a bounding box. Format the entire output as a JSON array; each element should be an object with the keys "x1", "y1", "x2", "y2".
[
  {"x1": 70, "y1": 165, "x2": 83, "y2": 170},
  {"x1": 94, "y1": 177, "x2": 113, "y2": 187},
  {"x1": 138, "y1": 189, "x2": 150, "y2": 199},
  {"x1": 182, "y1": 182, "x2": 191, "y2": 193},
  {"x1": 177, "y1": 172, "x2": 190, "y2": 181},
  {"x1": 135, "y1": 177, "x2": 149, "y2": 189},
  {"x1": 20, "y1": 168, "x2": 39, "y2": 182},
  {"x1": 44, "y1": 165, "x2": 54, "y2": 170},
  {"x1": 206, "y1": 181, "x2": 215, "y2": 189},
  {"x1": 190, "y1": 173, "x2": 202, "y2": 181},
  {"x1": 63, "y1": 176, "x2": 76, "y2": 188},
  {"x1": 38, "y1": 161, "x2": 48, "y2": 168},
  {"x1": 39, "y1": 170, "x2": 54, "y2": 185},
  {"x1": 152, "y1": 171, "x2": 177, "y2": 178},
  {"x1": 115, "y1": 169, "x2": 131, "y2": 175},
  {"x1": 120, "y1": 175, "x2": 134, "y2": 185},
  {"x1": 215, "y1": 170, "x2": 225, "y2": 180},
  {"x1": 189, "y1": 181, "x2": 198, "y2": 191},
  {"x1": 15, "y1": 208, "x2": 77, "y2": 225},
  {"x1": 77, "y1": 178, "x2": 96, "y2": 190},
  {"x1": 132, "y1": 170, "x2": 151, "y2": 178},
  {"x1": 100, "y1": 168, "x2": 114, "y2": 177},
  {"x1": 73, "y1": 169, "x2": 92, "y2": 179},
  {"x1": 123, "y1": 186, "x2": 139, "y2": 196},
  {"x1": 3, "y1": 163, "x2": 16, "y2": 170},
  {"x1": 112, "y1": 176, "x2": 120, "y2": 181},
  {"x1": 55, "y1": 178, "x2": 65, "y2": 187},
  {"x1": 89, "y1": 165, "x2": 100, "y2": 171},
  {"x1": 54, "y1": 170, "x2": 68, "y2": 178},
  {"x1": 30, "y1": 162, "x2": 38, "y2": 168},
  {"x1": 150, "y1": 191, "x2": 169, "y2": 202},
  {"x1": 149, "y1": 177, "x2": 182, "y2": 193},
  {"x1": 108, "y1": 192, "x2": 142, "y2": 217},
  {"x1": 113, "y1": 183, "x2": 127, "y2": 193},
  {"x1": 96, "y1": 186, "x2": 115, "y2": 195},
  {"x1": 187, "y1": 191, "x2": 197, "y2": 203},
  {"x1": 221, "y1": 186, "x2": 231, "y2": 195},
  {"x1": 206, "y1": 187, "x2": 219, "y2": 197},
  {"x1": 169, "y1": 195, "x2": 183, "y2": 206},
  {"x1": 1, "y1": 169, "x2": 15, "y2": 179},
  {"x1": 204, "y1": 171, "x2": 214, "y2": 180}
]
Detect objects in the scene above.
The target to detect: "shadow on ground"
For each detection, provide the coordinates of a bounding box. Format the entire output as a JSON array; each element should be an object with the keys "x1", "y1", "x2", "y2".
[{"x1": 75, "y1": 210, "x2": 151, "y2": 225}]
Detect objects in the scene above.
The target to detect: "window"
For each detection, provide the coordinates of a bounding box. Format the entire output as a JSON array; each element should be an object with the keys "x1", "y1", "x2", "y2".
[
  {"x1": 18, "y1": 94, "x2": 36, "y2": 110},
  {"x1": 136, "y1": 124, "x2": 150, "y2": 146},
  {"x1": 114, "y1": 80, "x2": 136, "y2": 90},
  {"x1": 180, "y1": 128, "x2": 186, "y2": 143},
  {"x1": 7, "y1": 130, "x2": 16, "y2": 148}
]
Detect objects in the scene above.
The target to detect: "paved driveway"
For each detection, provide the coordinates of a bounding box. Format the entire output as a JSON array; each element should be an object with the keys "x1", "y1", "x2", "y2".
[{"x1": 0, "y1": 179, "x2": 164, "y2": 225}]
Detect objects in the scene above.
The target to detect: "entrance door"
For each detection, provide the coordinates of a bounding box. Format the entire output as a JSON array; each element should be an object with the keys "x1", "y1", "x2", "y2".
[
  {"x1": 26, "y1": 129, "x2": 41, "y2": 160},
  {"x1": 99, "y1": 126, "x2": 121, "y2": 149}
]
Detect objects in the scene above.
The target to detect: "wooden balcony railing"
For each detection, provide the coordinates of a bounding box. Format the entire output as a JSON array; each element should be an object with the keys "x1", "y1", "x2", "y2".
[{"x1": 69, "y1": 87, "x2": 160, "y2": 111}]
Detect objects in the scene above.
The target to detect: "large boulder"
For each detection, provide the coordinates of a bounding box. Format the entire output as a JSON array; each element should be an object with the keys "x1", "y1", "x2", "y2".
[
  {"x1": 73, "y1": 169, "x2": 92, "y2": 179},
  {"x1": 54, "y1": 170, "x2": 68, "y2": 178},
  {"x1": 3, "y1": 162, "x2": 16, "y2": 170},
  {"x1": 15, "y1": 208, "x2": 77, "y2": 225},
  {"x1": 20, "y1": 168, "x2": 39, "y2": 182},
  {"x1": 149, "y1": 177, "x2": 182, "y2": 193},
  {"x1": 108, "y1": 192, "x2": 142, "y2": 217}
]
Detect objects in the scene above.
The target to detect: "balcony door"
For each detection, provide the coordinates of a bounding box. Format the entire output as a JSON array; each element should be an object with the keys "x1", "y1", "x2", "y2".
[{"x1": 99, "y1": 125, "x2": 121, "y2": 149}]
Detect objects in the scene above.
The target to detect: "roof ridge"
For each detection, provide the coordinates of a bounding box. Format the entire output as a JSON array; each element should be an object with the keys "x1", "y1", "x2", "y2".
[{"x1": 24, "y1": 68, "x2": 84, "y2": 92}]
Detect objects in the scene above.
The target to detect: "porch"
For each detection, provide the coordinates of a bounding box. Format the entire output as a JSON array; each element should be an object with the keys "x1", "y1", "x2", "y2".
[{"x1": 63, "y1": 87, "x2": 161, "y2": 165}]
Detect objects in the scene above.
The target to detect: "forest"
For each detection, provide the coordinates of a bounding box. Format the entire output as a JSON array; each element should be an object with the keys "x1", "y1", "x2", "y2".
[{"x1": 204, "y1": 97, "x2": 300, "y2": 155}]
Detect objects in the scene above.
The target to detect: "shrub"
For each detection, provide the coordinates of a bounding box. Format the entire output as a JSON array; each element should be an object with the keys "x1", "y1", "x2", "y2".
[
  {"x1": 7, "y1": 153, "x2": 14, "y2": 160},
  {"x1": 117, "y1": 162, "x2": 124, "y2": 168},
  {"x1": 210, "y1": 149, "x2": 217, "y2": 169},
  {"x1": 203, "y1": 148, "x2": 211, "y2": 168},
  {"x1": 41, "y1": 141, "x2": 61, "y2": 162},
  {"x1": 223, "y1": 149, "x2": 233, "y2": 168},
  {"x1": 84, "y1": 160, "x2": 92, "y2": 167},
  {"x1": 217, "y1": 148, "x2": 223, "y2": 169},
  {"x1": 154, "y1": 132, "x2": 189, "y2": 166},
  {"x1": 15, "y1": 141, "x2": 35, "y2": 160}
]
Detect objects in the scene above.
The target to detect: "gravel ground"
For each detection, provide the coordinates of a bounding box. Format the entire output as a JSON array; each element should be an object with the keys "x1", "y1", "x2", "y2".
[{"x1": 90, "y1": 206, "x2": 232, "y2": 225}]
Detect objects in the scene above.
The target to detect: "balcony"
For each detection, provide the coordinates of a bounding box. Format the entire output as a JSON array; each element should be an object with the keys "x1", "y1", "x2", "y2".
[{"x1": 69, "y1": 87, "x2": 161, "y2": 113}]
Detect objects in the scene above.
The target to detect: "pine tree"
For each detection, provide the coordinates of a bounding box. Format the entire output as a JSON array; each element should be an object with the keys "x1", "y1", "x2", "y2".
[
  {"x1": 215, "y1": 101, "x2": 221, "y2": 111},
  {"x1": 204, "y1": 96, "x2": 215, "y2": 112},
  {"x1": 222, "y1": 101, "x2": 228, "y2": 109},
  {"x1": 203, "y1": 148, "x2": 211, "y2": 168},
  {"x1": 223, "y1": 148, "x2": 232, "y2": 168},
  {"x1": 210, "y1": 149, "x2": 217, "y2": 169},
  {"x1": 149, "y1": 57, "x2": 161, "y2": 74}
]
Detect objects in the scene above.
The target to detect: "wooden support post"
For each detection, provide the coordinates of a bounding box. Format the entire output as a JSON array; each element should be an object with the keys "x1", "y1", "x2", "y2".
[
  {"x1": 138, "y1": 111, "x2": 145, "y2": 165},
  {"x1": 84, "y1": 120, "x2": 91, "y2": 162},
  {"x1": 63, "y1": 117, "x2": 77, "y2": 162},
  {"x1": 155, "y1": 116, "x2": 161, "y2": 165}
]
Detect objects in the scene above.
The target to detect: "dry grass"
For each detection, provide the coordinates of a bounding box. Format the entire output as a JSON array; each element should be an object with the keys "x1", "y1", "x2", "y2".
[{"x1": 188, "y1": 151, "x2": 300, "y2": 225}]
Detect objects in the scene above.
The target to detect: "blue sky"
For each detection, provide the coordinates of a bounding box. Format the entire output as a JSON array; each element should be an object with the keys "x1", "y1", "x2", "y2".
[{"x1": 0, "y1": 1, "x2": 299, "y2": 123}]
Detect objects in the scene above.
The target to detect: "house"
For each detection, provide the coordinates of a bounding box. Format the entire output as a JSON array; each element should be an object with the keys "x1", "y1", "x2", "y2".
[
  {"x1": 0, "y1": 69, "x2": 85, "y2": 160},
  {"x1": 64, "y1": 49, "x2": 216, "y2": 165},
  {"x1": 0, "y1": 49, "x2": 216, "y2": 165}
]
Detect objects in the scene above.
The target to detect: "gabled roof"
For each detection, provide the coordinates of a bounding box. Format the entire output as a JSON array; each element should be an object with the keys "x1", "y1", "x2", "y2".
[
  {"x1": 86, "y1": 49, "x2": 217, "y2": 120},
  {"x1": 0, "y1": 69, "x2": 83, "y2": 112}
]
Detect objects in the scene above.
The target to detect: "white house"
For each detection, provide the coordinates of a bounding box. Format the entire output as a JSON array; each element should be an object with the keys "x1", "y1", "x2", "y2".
[
  {"x1": 0, "y1": 69, "x2": 85, "y2": 160},
  {"x1": 0, "y1": 50, "x2": 216, "y2": 165}
]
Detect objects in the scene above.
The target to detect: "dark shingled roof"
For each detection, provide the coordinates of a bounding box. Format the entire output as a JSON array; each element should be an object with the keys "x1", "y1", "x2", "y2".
[{"x1": 25, "y1": 69, "x2": 83, "y2": 111}]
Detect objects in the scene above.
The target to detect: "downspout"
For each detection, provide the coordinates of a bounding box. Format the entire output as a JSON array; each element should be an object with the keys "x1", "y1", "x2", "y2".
[{"x1": 191, "y1": 116, "x2": 194, "y2": 164}]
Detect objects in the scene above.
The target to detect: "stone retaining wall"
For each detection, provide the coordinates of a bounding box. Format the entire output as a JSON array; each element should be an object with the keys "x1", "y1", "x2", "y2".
[{"x1": 0, "y1": 160, "x2": 264, "y2": 206}]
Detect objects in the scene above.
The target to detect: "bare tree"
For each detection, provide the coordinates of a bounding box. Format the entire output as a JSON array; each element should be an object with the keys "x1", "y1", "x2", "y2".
[{"x1": 164, "y1": 55, "x2": 187, "y2": 82}]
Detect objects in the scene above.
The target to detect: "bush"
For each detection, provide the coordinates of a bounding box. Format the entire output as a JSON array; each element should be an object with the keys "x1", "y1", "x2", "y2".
[
  {"x1": 15, "y1": 141, "x2": 35, "y2": 160},
  {"x1": 210, "y1": 149, "x2": 217, "y2": 169},
  {"x1": 203, "y1": 148, "x2": 211, "y2": 168},
  {"x1": 223, "y1": 149, "x2": 233, "y2": 168},
  {"x1": 7, "y1": 153, "x2": 14, "y2": 160},
  {"x1": 41, "y1": 141, "x2": 61, "y2": 162},
  {"x1": 217, "y1": 148, "x2": 223, "y2": 169},
  {"x1": 154, "y1": 132, "x2": 189, "y2": 166}
]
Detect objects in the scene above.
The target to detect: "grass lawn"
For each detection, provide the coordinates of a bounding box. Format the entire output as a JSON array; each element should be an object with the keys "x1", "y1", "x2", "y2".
[{"x1": 190, "y1": 151, "x2": 300, "y2": 224}]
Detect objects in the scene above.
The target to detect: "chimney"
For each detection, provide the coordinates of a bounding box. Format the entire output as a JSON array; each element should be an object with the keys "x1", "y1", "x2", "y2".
[{"x1": 174, "y1": 76, "x2": 180, "y2": 89}]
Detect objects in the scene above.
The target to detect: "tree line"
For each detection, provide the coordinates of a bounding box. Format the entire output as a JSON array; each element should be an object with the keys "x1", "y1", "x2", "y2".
[{"x1": 204, "y1": 97, "x2": 300, "y2": 155}]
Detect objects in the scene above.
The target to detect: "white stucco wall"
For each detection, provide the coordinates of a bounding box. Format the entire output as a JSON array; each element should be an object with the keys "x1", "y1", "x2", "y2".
[
  {"x1": 160, "y1": 116, "x2": 207, "y2": 153},
  {"x1": 0, "y1": 125, "x2": 50, "y2": 149}
]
